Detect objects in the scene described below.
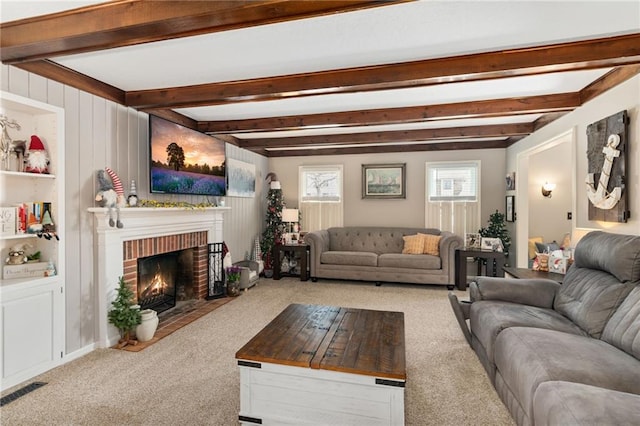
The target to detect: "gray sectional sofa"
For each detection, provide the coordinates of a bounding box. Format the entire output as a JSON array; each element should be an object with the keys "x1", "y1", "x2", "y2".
[
  {"x1": 304, "y1": 226, "x2": 463, "y2": 287},
  {"x1": 449, "y1": 231, "x2": 640, "y2": 425}
]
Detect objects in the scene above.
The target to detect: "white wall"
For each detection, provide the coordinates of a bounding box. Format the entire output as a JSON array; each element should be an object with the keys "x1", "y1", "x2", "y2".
[
  {"x1": 507, "y1": 74, "x2": 640, "y2": 265},
  {"x1": 1, "y1": 65, "x2": 268, "y2": 355},
  {"x1": 270, "y1": 148, "x2": 506, "y2": 229},
  {"x1": 528, "y1": 138, "x2": 573, "y2": 241}
]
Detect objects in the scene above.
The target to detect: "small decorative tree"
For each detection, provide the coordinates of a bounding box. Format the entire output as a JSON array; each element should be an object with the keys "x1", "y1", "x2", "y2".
[
  {"x1": 260, "y1": 181, "x2": 284, "y2": 273},
  {"x1": 479, "y1": 210, "x2": 512, "y2": 259},
  {"x1": 108, "y1": 277, "x2": 142, "y2": 348}
]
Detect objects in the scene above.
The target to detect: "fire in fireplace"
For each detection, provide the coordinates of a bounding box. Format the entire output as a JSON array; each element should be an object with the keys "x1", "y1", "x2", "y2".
[{"x1": 137, "y1": 252, "x2": 180, "y2": 314}]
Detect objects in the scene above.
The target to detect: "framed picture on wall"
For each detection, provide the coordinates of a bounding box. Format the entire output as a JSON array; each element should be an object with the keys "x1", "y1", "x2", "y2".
[
  {"x1": 506, "y1": 195, "x2": 515, "y2": 222},
  {"x1": 362, "y1": 163, "x2": 406, "y2": 199}
]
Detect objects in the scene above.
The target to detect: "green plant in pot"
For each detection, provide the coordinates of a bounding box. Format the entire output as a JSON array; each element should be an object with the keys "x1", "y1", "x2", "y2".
[
  {"x1": 479, "y1": 210, "x2": 511, "y2": 264},
  {"x1": 108, "y1": 276, "x2": 142, "y2": 348}
]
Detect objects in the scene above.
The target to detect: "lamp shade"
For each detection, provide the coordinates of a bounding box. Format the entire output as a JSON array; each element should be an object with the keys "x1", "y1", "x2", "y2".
[{"x1": 282, "y1": 208, "x2": 299, "y2": 223}]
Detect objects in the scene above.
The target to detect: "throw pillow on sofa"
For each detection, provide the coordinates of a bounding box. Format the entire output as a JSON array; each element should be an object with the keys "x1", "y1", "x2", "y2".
[
  {"x1": 402, "y1": 234, "x2": 425, "y2": 254},
  {"x1": 420, "y1": 233, "x2": 442, "y2": 256}
]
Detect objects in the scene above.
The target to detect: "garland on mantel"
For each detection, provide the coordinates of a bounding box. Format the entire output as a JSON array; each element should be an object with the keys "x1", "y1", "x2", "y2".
[{"x1": 135, "y1": 199, "x2": 217, "y2": 209}]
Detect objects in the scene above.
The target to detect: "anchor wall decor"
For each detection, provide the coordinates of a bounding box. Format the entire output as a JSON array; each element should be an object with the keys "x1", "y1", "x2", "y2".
[{"x1": 585, "y1": 110, "x2": 629, "y2": 223}]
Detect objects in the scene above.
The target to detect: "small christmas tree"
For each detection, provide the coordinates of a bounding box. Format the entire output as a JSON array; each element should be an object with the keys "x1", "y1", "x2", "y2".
[
  {"x1": 108, "y1": 277, "x2": 142, "y2": 347},
  {"x1": 260, "y1": 181, "x2": 284, "y2": 271},
  {"x1": 479, "y1": 210, "x2": 511, "y2": 257}
]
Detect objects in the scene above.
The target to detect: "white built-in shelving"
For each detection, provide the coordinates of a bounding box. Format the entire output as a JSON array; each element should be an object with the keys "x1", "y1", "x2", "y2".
[{"x1": 0, "y1": 91, "x2": 65, "y2": 391}]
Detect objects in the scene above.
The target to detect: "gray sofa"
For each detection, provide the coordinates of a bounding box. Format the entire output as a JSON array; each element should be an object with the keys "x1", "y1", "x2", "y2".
[
  {"x1": 449, "y1": 231, "x2": 640, "y2": 425},
  {"x1": 304, "y1": 226, "x2": 463, "y2": 287}
]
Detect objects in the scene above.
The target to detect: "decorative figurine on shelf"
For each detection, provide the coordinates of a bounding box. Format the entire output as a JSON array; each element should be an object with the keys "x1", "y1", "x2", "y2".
[
  {"x1": 5, "y1": 243, "x2": 29, "y2": 265},
  {"x1": 95, "y1": 168, "x2": 124, "y2": 228},
  {"x1": 24, "y1": 135, "x2": 50, "y2": 174},
  {"x1": 0, "y1": 114, "x2": 26, "y2": 172},
  {"x1": 127, "y1": 180, "x2": 138, "y2": 207},
  {"x1": 105, "y1": 167, "x2": 126, "y2": 208}
]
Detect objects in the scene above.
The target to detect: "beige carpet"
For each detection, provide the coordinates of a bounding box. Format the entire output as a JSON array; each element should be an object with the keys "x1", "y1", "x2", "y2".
[{"x1": 0, "y1": 278, "x2": 514, "y2": 425}]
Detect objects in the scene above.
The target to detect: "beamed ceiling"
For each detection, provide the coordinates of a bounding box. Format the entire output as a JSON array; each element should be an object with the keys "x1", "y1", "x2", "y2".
[{"x1": 1, "y1": 0, "x2": 640, "y2": 157}]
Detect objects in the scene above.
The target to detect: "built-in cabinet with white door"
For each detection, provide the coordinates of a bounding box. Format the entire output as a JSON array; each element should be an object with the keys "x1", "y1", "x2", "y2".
[{"x1": 0, "y1": 91, "x2": 65, "y2": 391}]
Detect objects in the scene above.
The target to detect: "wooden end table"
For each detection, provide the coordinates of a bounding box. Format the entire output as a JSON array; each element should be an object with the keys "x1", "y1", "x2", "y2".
[
  {"x1": 503, "y1": 266, "x2": 564, "y2": 284},
  {"x1": 455, "y1": 248, "x2": 505, "y2": 290},
  {"x1": 272, "y1": 244, "x2": 309, "y2": 281},
  {"x1": 236, "y1": 303, "x2": 406, "y2": 425}
]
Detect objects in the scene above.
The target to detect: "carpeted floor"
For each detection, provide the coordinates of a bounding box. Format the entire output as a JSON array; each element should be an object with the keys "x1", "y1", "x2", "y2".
[{"x1": 0, "y1": 278, "x2": 514, "y2": 425}]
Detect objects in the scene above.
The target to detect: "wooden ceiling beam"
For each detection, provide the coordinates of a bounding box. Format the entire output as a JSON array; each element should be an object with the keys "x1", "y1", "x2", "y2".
[
  {"x1": 126, "y1": 33, "x2": 640, "y2": 109},
  {"x1": 201, "y1": 93, "x2": 580, "y2": 134},
  {"x1": 15, "y1": 59, "x2": 125, "y2": 104},
  {"x1": 580, "y1": 64, "x2": 640, "y2": 104},
  {"x1": 264, "y1": 139, "x2": 510, "y2": 157},
  {"x1": 238, "y1": 123, "x2": 533, "y2": 149},
  {"x1": 1, "y1": 0, "x2": 404, "y2": 64}
]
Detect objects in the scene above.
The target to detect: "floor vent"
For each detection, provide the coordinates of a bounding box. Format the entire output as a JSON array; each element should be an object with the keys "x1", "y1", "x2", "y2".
[{"x1": 0, "y1": 382, "x2": 47, "y2": 407}]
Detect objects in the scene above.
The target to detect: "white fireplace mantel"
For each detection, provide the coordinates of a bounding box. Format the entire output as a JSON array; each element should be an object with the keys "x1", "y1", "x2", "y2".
[{"x1": 88, "y1": 207, "x2": 229, "y2": 347}]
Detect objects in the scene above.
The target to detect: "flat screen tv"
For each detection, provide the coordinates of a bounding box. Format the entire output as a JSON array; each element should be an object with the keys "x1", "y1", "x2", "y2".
[{"x1": 149, "y1": 115, "x2": 226, "y2": 196}]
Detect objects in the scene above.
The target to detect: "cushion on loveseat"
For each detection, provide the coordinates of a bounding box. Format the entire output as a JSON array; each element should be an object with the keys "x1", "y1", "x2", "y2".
[
  {"x1": 378, "y1": 253, "x2": 441, "y2": 270},
  {"x1": 494, "y1": 327, "x2": 640, "y2": 424},
  {"x1": 327, "y1": 227, "x2": 440, "y2": 255},
  {"x1": 601, "y1": 285, "x2": 640, "y2": 360},
  {"x1": 470, "y1": 301, "x2": 587, "y2": 370},
  {"x1": 533, "y1": 381, "x2": 640, "y2": 426},
  {"x1": 320, "y1": 251, "x2": 378, "y2": 267}
]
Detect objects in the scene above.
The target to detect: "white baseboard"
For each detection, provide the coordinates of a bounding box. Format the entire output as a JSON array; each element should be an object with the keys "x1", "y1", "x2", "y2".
[{"x1": 63, "y1": 343, "x2": 97, "y2": 363}]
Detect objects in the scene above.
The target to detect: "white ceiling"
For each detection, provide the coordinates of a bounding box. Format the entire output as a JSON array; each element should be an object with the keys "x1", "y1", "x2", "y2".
[{"x1": 2, "y1": 1, "x2": 639, "y2": 154}]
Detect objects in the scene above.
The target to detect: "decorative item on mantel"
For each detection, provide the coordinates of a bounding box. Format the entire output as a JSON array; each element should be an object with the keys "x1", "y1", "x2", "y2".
[
  {"x1": 127, "y1": 180, "x2": 138, "y2": 207},
  {"x1": 95, "y1": 168, "x2": 124, "y2": 228}
]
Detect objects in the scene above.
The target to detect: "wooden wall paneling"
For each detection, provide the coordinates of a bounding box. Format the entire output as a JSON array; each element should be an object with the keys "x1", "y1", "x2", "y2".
[
  {"x1": 1, "y1": 63, "x2": 8, "y2": 91},
  {"x1": 28, "y1": 73, "x2": 48, "y2": 103},
  {"x1": 125, "y1": 108, "x2": 139, "y2": 197},
  {"x1": 7, "y1": 66, "x2": 28, "y2": 97},
  {"x1": 136, "y1": 114, "x2": 149, "y2": 200},
  {"x1": 115, "y1": 104, "x2": 129, "y2": 184},
  {"x1": 63, "y1": 85, "x2": 82, "y2": 352}
]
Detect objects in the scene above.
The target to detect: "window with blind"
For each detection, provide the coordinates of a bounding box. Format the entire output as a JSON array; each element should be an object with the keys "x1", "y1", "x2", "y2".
[
  {"x1": 299, "y1": 165, "x2": 343, "y2": 232},
  {"x1": 425, "y1": 161, "x2": 480, "y2": 236}
]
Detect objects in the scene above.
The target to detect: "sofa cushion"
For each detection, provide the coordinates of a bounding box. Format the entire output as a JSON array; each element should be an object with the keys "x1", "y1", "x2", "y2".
[
  {"x1": 419, "y1": 233, "x2": 441, "y2": 256},
  {"x1": 470, "y1": 301, "x2": 586, "y2": 364},
  {"x1": 494, "y1": 327, "x2": 640, "y2": 423},
  {"x1": 327, "y1": 227, "x2": 440, "y2": 255},
  {"x1": 601, "y1": 285, "x2": 640, "y2": 360},
  {"x1": 533, "y1": 381, "x2": 640, "y2": 426},
  {"x1": 554, "y1": 266, "x2": 635, "y2": 338},
  {"x1": 320, "y1": 251, "x2": 377, "y2": 267},
  {"x1": 572, "y1": 230, "x2": 640, "y2": 283},
  {"x1": 402, "y1": 234, "x2": 424, "y2": 254},
  {"x1": 378, "y1": 253, "x2": 440, "y2": 270}
]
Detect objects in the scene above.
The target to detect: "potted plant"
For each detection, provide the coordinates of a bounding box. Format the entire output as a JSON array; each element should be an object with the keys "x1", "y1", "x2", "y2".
[
  {"x1": 226, "y1": 265, "x2": 242, "y2": 297},
  {"x1": 479, "y1": 210, "x2": 512, "y2": 263},
  {"x1": 108, "y1": 276, "x2": 142, "y2": 348}
]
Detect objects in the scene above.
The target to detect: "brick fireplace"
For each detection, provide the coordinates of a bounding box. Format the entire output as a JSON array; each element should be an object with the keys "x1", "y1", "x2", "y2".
[
  {"x1": 122, "y1": 231, "x2": 209, "y2": 306},
  {"x1": 89, "y1": 207, "x2": 228, "y2": 347}
]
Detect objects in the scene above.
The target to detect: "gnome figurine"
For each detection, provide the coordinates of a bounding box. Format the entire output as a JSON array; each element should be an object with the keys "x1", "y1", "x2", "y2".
[{"x1": 25, "y1": 135, "x2": 49, "y2": 174}]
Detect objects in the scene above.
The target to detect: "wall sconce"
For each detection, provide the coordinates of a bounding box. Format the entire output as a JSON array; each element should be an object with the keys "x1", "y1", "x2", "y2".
[{"x1": 541, "y1": 182, "x2": 556, "y2": 198}]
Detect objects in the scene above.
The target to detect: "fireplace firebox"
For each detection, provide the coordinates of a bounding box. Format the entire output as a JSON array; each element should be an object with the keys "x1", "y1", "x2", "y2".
[{"x1": 136, "y1": 251, "x2": 186, "y2": 314}]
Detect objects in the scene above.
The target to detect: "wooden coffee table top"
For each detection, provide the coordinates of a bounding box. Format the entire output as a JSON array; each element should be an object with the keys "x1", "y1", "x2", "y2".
[{"x1": 236, "y1": 303, "x2": 406, "y2": 380}]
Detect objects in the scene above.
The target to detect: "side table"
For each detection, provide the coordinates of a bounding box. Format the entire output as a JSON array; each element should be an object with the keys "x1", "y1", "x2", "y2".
[
  {"x1": 273, "y1": 244, "x2": 310, "y2": 281},
  {"x1": 455, "y1": 248, "x2": 505, "y2": 290},
  {"x1": 503, "y1": 266, "x2": 564, "y2": 284}
]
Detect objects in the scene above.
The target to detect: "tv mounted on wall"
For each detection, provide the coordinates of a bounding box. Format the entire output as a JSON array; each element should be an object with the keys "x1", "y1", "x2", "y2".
[{"x1": 149, "y1": 115, "x2": 226, "y2": 196}]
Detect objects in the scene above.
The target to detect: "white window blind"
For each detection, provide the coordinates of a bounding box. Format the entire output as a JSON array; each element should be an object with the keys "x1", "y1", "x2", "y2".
[
  {"x1": 425, "y1": 161, "x2": 480, "y2": 236},
  {"x1": 299, "y1": 165, "x2": 343, "y2": 232}
]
